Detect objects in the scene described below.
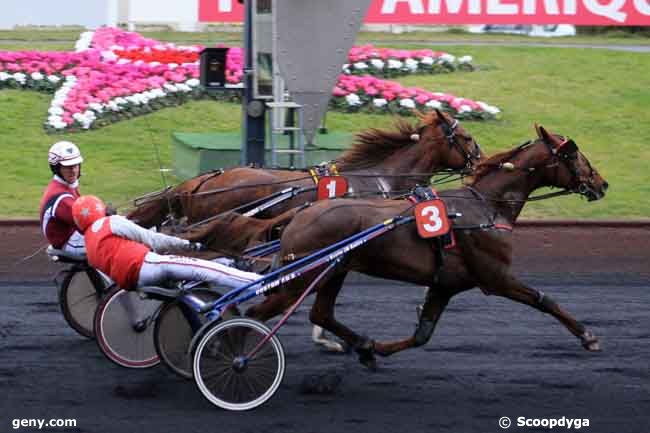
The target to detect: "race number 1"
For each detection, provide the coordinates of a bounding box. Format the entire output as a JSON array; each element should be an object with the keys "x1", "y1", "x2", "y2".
[
  {"x1": 317, "y1": 176, "x2": 349, "y2": 200},
  {"x1": 414, "y1": 200, "x2": 451, "y2": 238}
]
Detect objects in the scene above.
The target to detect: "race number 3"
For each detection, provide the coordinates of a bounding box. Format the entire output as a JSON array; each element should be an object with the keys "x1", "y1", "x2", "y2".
[
  {"x1": 317, "y1": 176, "x2": 349, "y2": 200},
  {"x1": 414, "y1": 200, "x2": 450, "y2": 238}
]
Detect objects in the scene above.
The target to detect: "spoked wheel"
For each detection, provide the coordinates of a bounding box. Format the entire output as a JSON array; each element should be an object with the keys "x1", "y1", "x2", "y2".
[
  {"x1": 94, "y1": 286, "x2": 162, "y2": 369},
  {"x1": 154, "y1": 288, "x2": 239, "y2": 379},
  {"x1": 193, "y1": 318, "x2": 285, "y2": 411},
  {"x1": 58, "y1": 268, "x2": 109, "y2": 339}
]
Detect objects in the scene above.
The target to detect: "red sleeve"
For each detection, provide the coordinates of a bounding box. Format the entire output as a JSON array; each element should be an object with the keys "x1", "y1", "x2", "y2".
[{"x1": 55, "y1": 195, "x2": 77, "y2": 227}]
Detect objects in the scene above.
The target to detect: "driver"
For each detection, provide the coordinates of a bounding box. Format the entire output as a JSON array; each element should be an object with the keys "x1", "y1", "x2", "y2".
[
  {"x1": 71, "y1": 195, "x2": 261, "y2": 291},
  {"x1": 39, "y1": 141, "x2": 86, "y2": 258}
]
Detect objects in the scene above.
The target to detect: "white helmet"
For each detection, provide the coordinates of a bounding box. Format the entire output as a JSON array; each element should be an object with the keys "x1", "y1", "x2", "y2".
[{"x1": 48, "y1": 141, "x2": 83, "y2": 167}]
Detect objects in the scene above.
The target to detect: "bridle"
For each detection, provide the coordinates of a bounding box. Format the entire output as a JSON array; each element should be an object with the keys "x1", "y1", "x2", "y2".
[
  {"x1": 489, "y1": 137, "x2": 599, "y2": 202},
  {"x1": 419, "y1": 118, "x2": 483, "y2": 171}
]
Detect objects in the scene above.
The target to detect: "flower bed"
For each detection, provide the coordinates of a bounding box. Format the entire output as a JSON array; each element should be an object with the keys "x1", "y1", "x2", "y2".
[{"x1": 0, "y1": 27, "x2": 499, "y2": 133}]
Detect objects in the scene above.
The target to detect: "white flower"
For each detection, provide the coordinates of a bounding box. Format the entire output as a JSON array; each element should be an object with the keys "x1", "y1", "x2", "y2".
[
  {"x1": 345, "y1": 93, "x2": 362, "y2": 106},
  {"x1": 420, "y1": 56, "x2": 434, "y2": 65},
  {"x1": 48, "y1": 106, "x2": 64, "y2": 116},
  {"x1": 50, "y1": 120, "x2": 67, "y2": 129},
  {"x1": 370, "y1": 59, "x2": 385, "y2": 69},
  {"x1": 387, "y1": 59, "x2": 403, "y2": 69},
  {"x1": 168, "y1": 63, "x2": 178, "y2": 69},
  {"x1": 458, "y1": 55, "x2": 473, "y2": 64},
  {"x1": 164, "y1": 84, "x2": 179, "y2": 92},
  {"x1": 149, "y1": 61, "x2": 161, "y2": 67},
  {"x1": 72, "y1": 112, "x2": 85, "y2": 121},
  {"x1": 341, "y1": 63, "x2": 351, "y2": 74},
  {"x1": 47, "y1": 75, "x2": 61, "y2": 84},
  {"x1": 177, "y1": 83, "x2": 192, "y2": 92},
  {"x1": 373, "y1": 98, "x2": 388, "y2": 108},
  {"x1": 117, "y1": 58, "x2": 131, "y2": 65},
  {"x1": 13, "y1": 72, "x2": 26, "y2": 83},
  {"x1": 353, "y1": 62, "x2": 368, "y2": 70},
  {"x1": 425, "y1": 100, "x2": 442, "y2": 109},
  {"x1": 74, "y1": 31, "x2": 94, "y2": 52},
  {"x1": 101, "y1": 51, "x2": 118, "y2": 61},
  {"x1": 485, "y1": 105, "x2": 501, "y2": 115},
  {"x1": 0, "y1": 72, "x2": 10, "y2": 81},
  {"x1": 186, "y1": 78, "x2": 200, "y2": 87},
  {"x1": 107, "y1": 101, "x2": 120, "y2": 111},
  {"x1": 30, "y1": 72, "x2": 44, "y2": 81},
  {"x1": 459, "y1": 105, "x2": 472, "y2": 113},
  {"x1": 89, "y1": 103, "x2": 103, "y2": 112},
  {"x1": 400, "y1": 98, "x2": 416, "y2": 109},
  {"x1": 438, "y1": 54, "x2": 456, "y2": 64},
  {"x1": 114, "y1": 97, "x2": 128, "y2": 105},
  {"x1": 404, "y1": 58, "x2": 419, "y2": 72}
]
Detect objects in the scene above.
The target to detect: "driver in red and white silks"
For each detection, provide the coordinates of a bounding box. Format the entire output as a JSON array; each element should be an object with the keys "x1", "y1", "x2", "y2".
[
  {"x1": 39, "y1": 141, "x2": 85, "y2": 258},
  {"x1": 72, "y1": 195, "x2": 261, "y2": 291}
]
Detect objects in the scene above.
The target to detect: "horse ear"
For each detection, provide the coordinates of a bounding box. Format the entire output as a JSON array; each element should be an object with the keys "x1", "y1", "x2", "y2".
[
  {"x1": 435, "y1": 108, "x2": 450, "y2": 125},
  {"x1": 535, "y1": 123, "x2": 551, "y2": 142}
]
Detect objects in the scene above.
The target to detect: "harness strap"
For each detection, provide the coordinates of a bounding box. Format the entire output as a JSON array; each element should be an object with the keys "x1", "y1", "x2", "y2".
[{"x1": 308, "y1": 168, "x2": 320, "y2": 185}]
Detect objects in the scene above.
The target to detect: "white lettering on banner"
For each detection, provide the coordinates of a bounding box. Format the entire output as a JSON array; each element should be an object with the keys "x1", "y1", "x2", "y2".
[
  {"x1": 381, "y1": 0, "x2": 425, "y2": 14},
  {"x1": 583, "y1": 0, "x2": 627, "y2": 22},
  {"x1": 522, "y1": 0, "x2": 560, "y2": 14},
  {"x1": 634, "y1": 0, "x2": 650, "y2": 14},
  {"x1": 487, "y1": 0, "x2": 519, "y2": 14},
  {"x1": 564, "y1": 0, "x2": 578, "y2": 14},
  {"x1": 218, "y1": 0, "x2": 232, "y2": 12},
  {"x1": 428, "y1": 0, "x2": 482, "y2": 14}
]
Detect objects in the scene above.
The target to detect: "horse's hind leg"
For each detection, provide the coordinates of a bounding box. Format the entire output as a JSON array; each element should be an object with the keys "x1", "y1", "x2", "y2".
[
  {"x1": 373, "y1": 287, "x2": 450, "y2": 357},
  {"x1": 309, "y1": 273, "x2": 378, "y2": 369},
  {"x1": 487, "y1": 275, "x2": 600, "y2": 351}
]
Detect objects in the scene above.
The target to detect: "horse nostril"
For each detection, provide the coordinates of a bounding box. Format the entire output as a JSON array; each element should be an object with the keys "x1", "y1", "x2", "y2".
[{"x1": 603, "y1": 181, "x2": 609, "y2": 191}]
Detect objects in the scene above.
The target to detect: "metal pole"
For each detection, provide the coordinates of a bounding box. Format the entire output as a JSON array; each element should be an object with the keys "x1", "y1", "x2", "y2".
[{"x1": 242, "y1": 0, "x2": 266, "y2": 166}]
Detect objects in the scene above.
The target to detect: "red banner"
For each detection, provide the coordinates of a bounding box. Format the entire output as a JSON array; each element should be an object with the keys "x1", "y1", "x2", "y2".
[{"x1": 199, "y1": 0, "x2": 650, "y2": 26}]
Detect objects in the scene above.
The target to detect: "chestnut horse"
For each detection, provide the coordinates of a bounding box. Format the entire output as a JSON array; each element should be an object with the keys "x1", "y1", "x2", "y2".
[
  {"x1": 127, "y1": 110, "x2": 482, "y2": 228},
  {"x1": 247, "y1": 125, "x2": 608, "y2": 369}
]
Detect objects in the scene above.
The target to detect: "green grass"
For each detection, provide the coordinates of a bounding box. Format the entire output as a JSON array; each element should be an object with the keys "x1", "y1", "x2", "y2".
[{"x1": 1, "y1": 34, "x2": 649, "y2": 219}]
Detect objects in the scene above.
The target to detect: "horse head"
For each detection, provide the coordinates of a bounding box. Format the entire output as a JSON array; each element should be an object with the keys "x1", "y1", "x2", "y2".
[
  {"x1": 413, "y1": 108, "x2": 484, "y2": 172},
  {"x1": 534, "y1": 124, "x2": 608, "y2": 201},
  {"x1": 471, "y1": 124, "x2": 608, "y2": 202}
]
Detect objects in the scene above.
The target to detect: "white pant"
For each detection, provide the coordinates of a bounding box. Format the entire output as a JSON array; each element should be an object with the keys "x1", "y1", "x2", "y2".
[
  {"x1": 137, "y1": 252, "x2": 260, "y2": 289},
  {"x1": 62, "y1": 231, "x2": 87, "y2": 259}
]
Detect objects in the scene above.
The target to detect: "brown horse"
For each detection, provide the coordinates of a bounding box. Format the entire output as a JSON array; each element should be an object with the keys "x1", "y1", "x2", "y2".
[
  {"x1": 127, "y1": 109, "x2": 483, "y2": 228},
  {"x1": 247, "y1": 124, "x2": 608, "y2": 369}
]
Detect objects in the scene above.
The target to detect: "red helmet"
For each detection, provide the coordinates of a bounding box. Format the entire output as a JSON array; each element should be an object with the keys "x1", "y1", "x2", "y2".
[{"x1": 72, "y1": 195, "x2": 106, "y2": 232}]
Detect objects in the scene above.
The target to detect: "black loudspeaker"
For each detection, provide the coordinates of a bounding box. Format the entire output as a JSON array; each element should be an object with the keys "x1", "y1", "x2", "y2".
[{"x1": 200, "y1": 48, "x2": 229, "y2": 89}]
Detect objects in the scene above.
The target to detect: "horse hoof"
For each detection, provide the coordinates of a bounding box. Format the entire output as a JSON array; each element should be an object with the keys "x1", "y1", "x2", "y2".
[
  {"x1": 580, "y1": 331, "x2": 601, "y2": 352},
  {"x1": 355, "y1": 340, "x2": 377, "y2": 371}
]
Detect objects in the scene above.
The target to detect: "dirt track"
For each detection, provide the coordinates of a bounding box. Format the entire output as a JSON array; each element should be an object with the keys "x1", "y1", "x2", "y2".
[{"x1": 1, "y1": 222, "x2": 649, "y2": 433}]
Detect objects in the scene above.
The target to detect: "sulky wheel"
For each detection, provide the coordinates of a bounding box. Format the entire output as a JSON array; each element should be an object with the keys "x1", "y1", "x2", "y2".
[
  {"x1": 193, "y1": 318, "x2": 285, "y2": 411},
  {"x1": 58, "y1": 268, "x2": 110, "y2": 339},
  {"x1": 94, "y1": 286, "x2": 162, "y2": 368},
  {"x1": 154, "y1": 288, "x2": 239, "y2": 379}
]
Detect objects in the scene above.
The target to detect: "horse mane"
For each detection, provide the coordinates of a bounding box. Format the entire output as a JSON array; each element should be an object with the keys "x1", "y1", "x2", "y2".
[
  {"x1": 336, "y1": 118, "x2": 420, "y2": 170},
  {"x1": 468, "y1": 140, "x2": 536, "y2": 185}
]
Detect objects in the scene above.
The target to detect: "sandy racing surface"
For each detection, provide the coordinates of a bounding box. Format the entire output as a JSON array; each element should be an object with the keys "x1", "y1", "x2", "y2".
[{"x1": 1, "y1": 223, "x2": 649, "y2": 433}]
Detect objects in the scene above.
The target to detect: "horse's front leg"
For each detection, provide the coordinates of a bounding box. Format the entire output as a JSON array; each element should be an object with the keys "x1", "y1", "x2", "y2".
[
  {"x1": 486, "y1": 275, "x2": 600, "y2": 351},
  {"x1": 308, "y1": 273, "x2": 378, "y2": 369},
  {"x1": 373, "y1": 287, "x2": 450, "y2": 357}
]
